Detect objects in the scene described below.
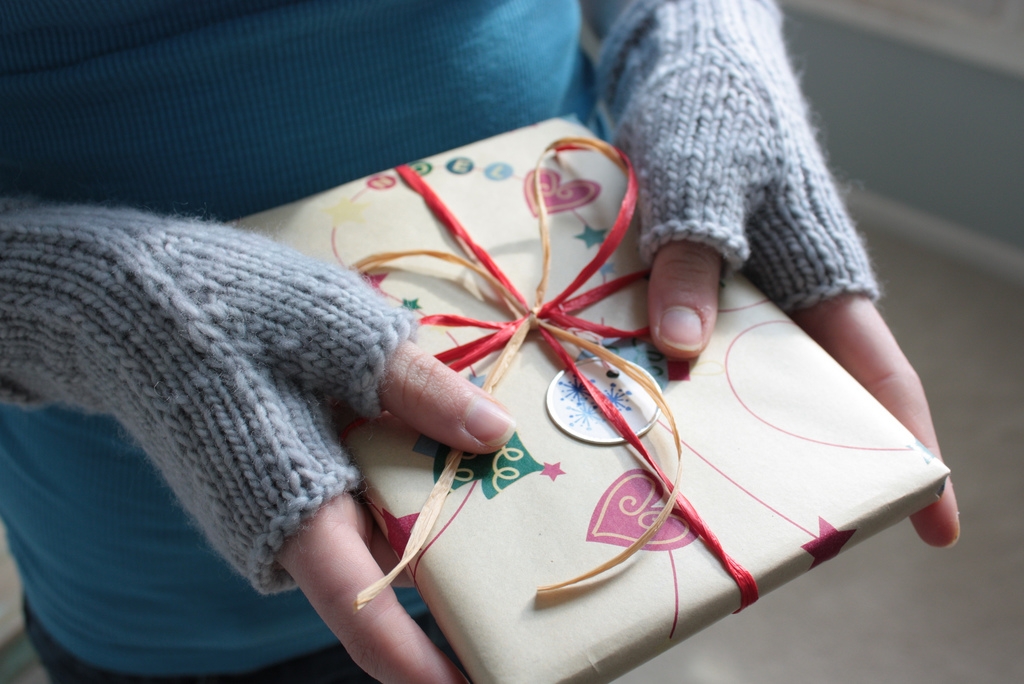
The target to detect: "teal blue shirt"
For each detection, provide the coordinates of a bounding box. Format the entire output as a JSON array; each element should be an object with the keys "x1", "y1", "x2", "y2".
[
  {"x1": 1, "y1": 0, "x2": 593, "y2": 220},
  {"x1": 0, "y1": 0, "x2": 594, "y2": 674}
]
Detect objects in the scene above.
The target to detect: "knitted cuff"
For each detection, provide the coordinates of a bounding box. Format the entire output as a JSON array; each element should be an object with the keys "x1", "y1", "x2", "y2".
[
  {"x1": 0, "y1": 200, "x2": 416, "y2": 591},
  {"x1": 599, "y1": 0, "x2": 878, "y2": 310}
]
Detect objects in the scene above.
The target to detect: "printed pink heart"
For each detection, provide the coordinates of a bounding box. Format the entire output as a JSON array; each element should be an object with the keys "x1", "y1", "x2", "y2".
[
  {"x1": 524, "y1": 168, "x2": 601, "y2": 216},
  {"x1": 587, "y1": 469, "x2": 697, "y2": 551}
]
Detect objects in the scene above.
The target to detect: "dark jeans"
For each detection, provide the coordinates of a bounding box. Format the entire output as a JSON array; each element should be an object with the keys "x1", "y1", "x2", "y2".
[{"x1": 24, "y1": 602, "x2": 461, "y2": 684}]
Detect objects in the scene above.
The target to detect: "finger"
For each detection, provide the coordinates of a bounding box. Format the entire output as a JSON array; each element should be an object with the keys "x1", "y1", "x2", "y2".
[
  {"x1": 647, "y1": 240, "x2": 723, "y2": 359},
  {"x1": 380, "y1": 341, "x2": 516, "y2": 454},
  {"x1": 279, "y1": 495, "x2": 467, "y2": 684},
  {"x1": 790, "y1": 295, "x2": 960, "y2": 547},
  {"x1": 907, "y1": 480, "x2": 960, "y2": 547}
]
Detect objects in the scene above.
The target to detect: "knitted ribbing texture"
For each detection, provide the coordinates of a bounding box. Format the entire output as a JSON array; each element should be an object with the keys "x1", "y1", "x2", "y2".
[
  {"x1": 0, "y1": 199, "x2": 415, "y2": 592},
  {"x1": 599, "y1": 0, "x2": 879, "y2": 310}
]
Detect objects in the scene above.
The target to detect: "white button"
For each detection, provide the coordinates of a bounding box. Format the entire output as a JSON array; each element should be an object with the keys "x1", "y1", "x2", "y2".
[{"x1": 545, "y1": 357, "x2": 660, "y2": 445}]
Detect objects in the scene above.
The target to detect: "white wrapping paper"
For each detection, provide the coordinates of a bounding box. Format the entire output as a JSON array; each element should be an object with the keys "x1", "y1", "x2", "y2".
[{"x1": 241, "y1": 119, "x2": 949, "y2": 684}]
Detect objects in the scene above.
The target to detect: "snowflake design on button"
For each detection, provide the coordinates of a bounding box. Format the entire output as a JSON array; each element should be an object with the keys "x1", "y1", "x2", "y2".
[
  {"x1": 565, "y1": 397, "x2": 601, "y2": 431},
  {"x1": 558, "y1": 374, "x2": 591, "y2": 406},
  {"x1": 546, "y1": 358, "x2": 660, "y2": 445},
  {"x1": 601, "y1": 380, "x2": 633, "y2": 413}
]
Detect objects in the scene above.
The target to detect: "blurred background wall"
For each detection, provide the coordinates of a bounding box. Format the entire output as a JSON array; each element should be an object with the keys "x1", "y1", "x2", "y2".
[{"x1": 781, "y1": 0, "x2": 1024, "y2": 280}]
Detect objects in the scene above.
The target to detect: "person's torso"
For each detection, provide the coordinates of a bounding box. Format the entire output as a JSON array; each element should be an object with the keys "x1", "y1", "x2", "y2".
[
  {"x1": 0, "y1": 0, "x2": 593, "y2": 219},
  {"x1": 0, "y1": 0, "x2": 592, "y2": 674}
]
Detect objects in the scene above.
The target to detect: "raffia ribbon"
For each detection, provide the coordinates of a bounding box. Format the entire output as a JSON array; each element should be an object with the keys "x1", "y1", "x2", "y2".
[{"x1": 351, "y1": 137, "x2": 758, "y2": 612}]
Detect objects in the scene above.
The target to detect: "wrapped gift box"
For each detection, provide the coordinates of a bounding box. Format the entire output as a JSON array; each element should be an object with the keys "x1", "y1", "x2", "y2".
[{"x1": 240, "y1": 118, "x2": 949, "y2": 684}]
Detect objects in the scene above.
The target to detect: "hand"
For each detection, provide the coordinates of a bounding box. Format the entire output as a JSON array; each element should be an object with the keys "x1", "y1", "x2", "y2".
[
  {"x1": 647, "y1": 240, "x2": 960, "y2": 547},
  {"x1": 790, "y1": 295, "x2": 959, "y2": 547},
  {"x1": 279, "y1": 341, "x2": 515, "y2": 684}
]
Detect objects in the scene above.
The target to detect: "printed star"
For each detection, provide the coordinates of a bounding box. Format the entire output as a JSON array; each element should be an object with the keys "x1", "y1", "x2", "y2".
[
  {"x1": 322, "y1": 197, "x2": 370, "y2": 225},
  {"x1": 575, "y1": 225, "x2": 607, "y2": 248},
  {"x1": 668, "y1": 360, "x2": 691, "y2": 382},
  {"x1": 402, "y1": 298, "x2": 422, "y2": 311},
  {"x1": 469, "y1": 374, "x2": 487, "y2": 388},
  {"x1": 802, "y1": 517, "x2": 856, "y2": 569},
  {"x1": 362, "y1": 272, "x2": 388, "y2": 292},
  {"x1": 599, "y1": 262, "x2": 617, "y2": 277},
  {"x1": 911, "y1": 438, "x2": 937, "y2": 464},
  {"x1": 381, "y1": 508, "x2": 419, "y2": 556},
  {"x1": 412, "y1": 434, "x2": 445, "y2": 458},
  {"x1": 542, "y1": 462, "x2": 566, "y2": 481}
]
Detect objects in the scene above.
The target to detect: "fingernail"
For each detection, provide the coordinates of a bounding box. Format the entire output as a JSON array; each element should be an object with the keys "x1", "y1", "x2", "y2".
[
  {"x1": 658, "y1": 306, "x2": 704, "y2": 353},
  {"x1": 464, "y1": 397, "x2": 516, "y2": 448}
]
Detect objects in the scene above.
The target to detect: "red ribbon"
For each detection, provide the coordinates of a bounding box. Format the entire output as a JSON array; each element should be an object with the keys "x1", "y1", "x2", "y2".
[{"x1": 390, "y1": 143, "x2": 758, "y2": 610}]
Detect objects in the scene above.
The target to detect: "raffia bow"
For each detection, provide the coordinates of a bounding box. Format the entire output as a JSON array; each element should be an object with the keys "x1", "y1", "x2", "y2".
[{"x1": 351, "y1": 137, "x2": 758, "y2": 611}]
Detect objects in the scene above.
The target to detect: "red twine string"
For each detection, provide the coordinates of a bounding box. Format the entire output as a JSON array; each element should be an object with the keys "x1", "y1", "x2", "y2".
[{"x1": 363, "y1": 140, "x2": 758, "y2": 611}]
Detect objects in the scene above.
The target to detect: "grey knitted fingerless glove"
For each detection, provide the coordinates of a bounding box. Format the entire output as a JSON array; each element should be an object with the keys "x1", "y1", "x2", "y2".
[
  {"x1": 599, "y1": 0, "x2": 878, "y2": 310},
  {"x1": 0, "y1": 199, "x2": 415, "y2": 592}
]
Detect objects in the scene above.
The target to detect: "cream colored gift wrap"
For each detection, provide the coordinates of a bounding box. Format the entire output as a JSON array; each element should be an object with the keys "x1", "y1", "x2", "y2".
[{"x1": 240, "y1": 119, "x2": 949, "y2": 684}]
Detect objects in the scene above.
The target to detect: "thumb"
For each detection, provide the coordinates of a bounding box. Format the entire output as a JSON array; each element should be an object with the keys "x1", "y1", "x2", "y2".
[
  {"x1": 648, "y1": 240, "x2": 723, "y2": 359},
  {"x1": 379, "y1": 341, "x2": 516, "y2": 454}
]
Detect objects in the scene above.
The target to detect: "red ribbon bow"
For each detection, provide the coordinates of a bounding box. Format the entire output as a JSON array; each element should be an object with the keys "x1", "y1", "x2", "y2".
[{"x1": 353, "y1": 138, "x2": 758, "y2": 612}]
